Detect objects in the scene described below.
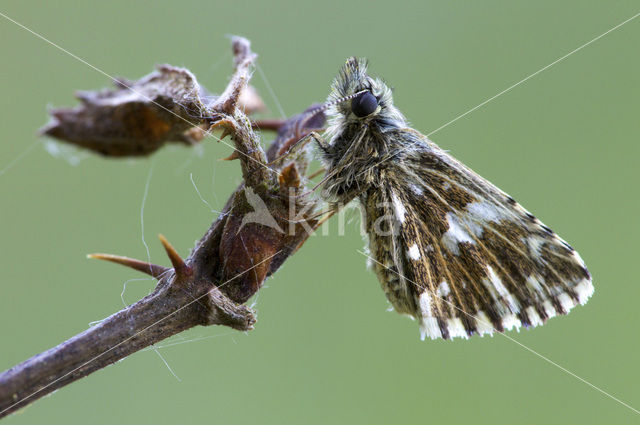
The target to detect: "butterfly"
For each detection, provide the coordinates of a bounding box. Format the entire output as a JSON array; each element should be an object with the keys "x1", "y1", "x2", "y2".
[{"x1": 313, "y1": 58, "x2": 593, "y2": 340}]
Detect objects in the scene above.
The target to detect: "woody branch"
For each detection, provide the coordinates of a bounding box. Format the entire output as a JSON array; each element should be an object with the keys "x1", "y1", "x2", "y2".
[{"x1": 0, "y1": 36, "x2": 323, "y2": 419}]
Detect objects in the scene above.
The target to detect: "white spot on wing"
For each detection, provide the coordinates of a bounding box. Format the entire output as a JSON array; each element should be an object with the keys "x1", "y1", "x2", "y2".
[
  {"x1": 574, "y1": 278, "x2": 594, "y2": 305},
  {"x1": 502, "y1": 314, "x2": 521, "y2": 331},
  {"x1": 558, "y1": 292, "x2": 575, "y2": 313},
  {"x1": 524, "y1": 236, "x2": 545, "y2": 257},
  {"x1": 419, "y1": 317, "x2": 442, "y2": 340},
  {"x1": 441, "y1": 201, "x2": 509, "y2": 256},
  {"x1": 484, "y1": 266, "x2": 520, "y2": 313},
  {"x1": 466, "y1": 201, "x2": 503, "y2": 222},
  {"x1": 441, "y1": 213, "x2": 475, "y2": 255},
  {"x1": 487, "y1": 266, "x2": 508, "y2": 297},
  {"x1": 446, "y1": 318, "x2": 468, "y2": 339},
  {"x1": 475, "y1": 311, "x2": 494, "y2": 336},
  {"x1": 543, "y1": 300, "x2": 557, "y2": 319},
  {"x1": 418, "y1": 292, "x2": 432, "y2": 315},
  {"x1": 526, "y1": 275, "x2": 544, "y2": 294},
  {"x1": 437, "y1": 281, "x2": 450, "y2": 297},
  {"x1": 391, "y1": 192, "x2": 406, "y2": 223},
  {"x1": 410, "y1": 184, "x2": 423, "y2": 195},
  {"x1": 526, "y1": 306, "x2": 543, "y2": 327},
  {"x1": 407, "y1": 244, "x2": 420, "y2": 260}
]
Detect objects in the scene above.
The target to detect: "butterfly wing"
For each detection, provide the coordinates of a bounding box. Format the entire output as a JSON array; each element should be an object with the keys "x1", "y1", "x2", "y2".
[{"x1": 361, "y1": 128, "x2": 593, "y2": 340}]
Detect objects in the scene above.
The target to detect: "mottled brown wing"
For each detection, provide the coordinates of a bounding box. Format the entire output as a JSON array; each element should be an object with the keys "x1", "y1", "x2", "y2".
[{"x1": 362, "y1": 129, "x2": 593, "y2": 340}]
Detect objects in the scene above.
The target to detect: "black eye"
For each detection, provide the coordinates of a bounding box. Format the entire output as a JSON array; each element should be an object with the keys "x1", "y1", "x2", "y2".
[{"x1": 351, "y1": 91, "x2": 378, "y2": 117}]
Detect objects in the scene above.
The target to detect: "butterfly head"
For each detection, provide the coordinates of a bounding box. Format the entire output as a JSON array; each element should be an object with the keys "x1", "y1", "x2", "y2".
[{"x1": 327, "y1": 57, "x2": 406, "y2": 128}]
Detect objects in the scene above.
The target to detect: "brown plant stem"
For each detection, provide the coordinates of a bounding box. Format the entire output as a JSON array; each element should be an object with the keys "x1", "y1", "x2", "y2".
[
  {"x1": 0, "y1": 276, "x2": 254, "y2": 418},
  {"x1": 0, "y1": 36, "x2": 325, "y2": 419}
]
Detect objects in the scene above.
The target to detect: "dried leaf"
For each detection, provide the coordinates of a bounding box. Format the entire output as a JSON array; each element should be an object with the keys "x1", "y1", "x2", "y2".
[{"x1": 41, "y1": 65, "x2": 211, "y2": 157}]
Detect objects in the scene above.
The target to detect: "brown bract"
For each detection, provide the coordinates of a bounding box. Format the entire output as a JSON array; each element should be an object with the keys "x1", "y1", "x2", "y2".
[{"x1": 41, "y1": 65, "x2": 209, "y2": 156}]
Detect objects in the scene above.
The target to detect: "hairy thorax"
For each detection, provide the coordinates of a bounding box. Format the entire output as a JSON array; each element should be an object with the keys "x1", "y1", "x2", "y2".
[{"x1": 320, "y1": 121, "x2": 398, "y2": 205}]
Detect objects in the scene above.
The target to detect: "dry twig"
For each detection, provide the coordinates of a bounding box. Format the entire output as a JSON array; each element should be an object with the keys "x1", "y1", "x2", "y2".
[{"x1": 0, "y1": 36, "x2": 325, "y2": 419}]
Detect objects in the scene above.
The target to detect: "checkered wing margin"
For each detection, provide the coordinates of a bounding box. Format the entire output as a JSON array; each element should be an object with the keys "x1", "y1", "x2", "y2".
[{"x1": 362, "y1": 129, "x2": 593, "y2": 340}]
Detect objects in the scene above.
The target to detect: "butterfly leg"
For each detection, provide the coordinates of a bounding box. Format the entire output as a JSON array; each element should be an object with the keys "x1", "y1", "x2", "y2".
[
  {"x1": 251, "y1": 119, "x2": 287, "y2": 131},
  {"x1": 306, "y1": 131, "x2": 329, "y2": 152},
  {"x1": 307, "y1": 167, "x2": 327, "y2": 180},
  {"x1": 267, "y1": 130, "x2": 326, "y2": 166}
]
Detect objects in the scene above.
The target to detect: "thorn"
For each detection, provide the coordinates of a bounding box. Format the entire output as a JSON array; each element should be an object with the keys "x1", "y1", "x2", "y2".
[
  {"x1": 158, "y1": 234, "x2": 191, "y2": 278},
  {"x1": 220, "y1": 128, "x2": 232, "y2": 140},
  {"x1": 220, "y1": 151, "x2": 240, "y2": 161},
  {"x1": 209, "y1": 119, "x2": 234, "y2": 141},
  {"x1": 87, "y1": 253, "x2": 169, "y2": 279}
]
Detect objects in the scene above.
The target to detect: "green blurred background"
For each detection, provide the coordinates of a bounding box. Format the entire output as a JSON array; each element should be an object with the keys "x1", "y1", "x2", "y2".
[{"x1": 1, "y1": 1, "x2": 639, "y2": 424}]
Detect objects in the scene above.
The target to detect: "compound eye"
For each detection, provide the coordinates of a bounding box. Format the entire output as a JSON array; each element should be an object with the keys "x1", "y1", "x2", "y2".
[{"x1": 351, "y1": 91, "x2": 378, "y2": 117}]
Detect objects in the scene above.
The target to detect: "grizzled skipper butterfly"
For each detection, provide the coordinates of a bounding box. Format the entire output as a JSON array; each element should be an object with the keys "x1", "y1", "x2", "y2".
[{"x1": 309, "y1": 58, "x2": 593, "y2": 340}]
